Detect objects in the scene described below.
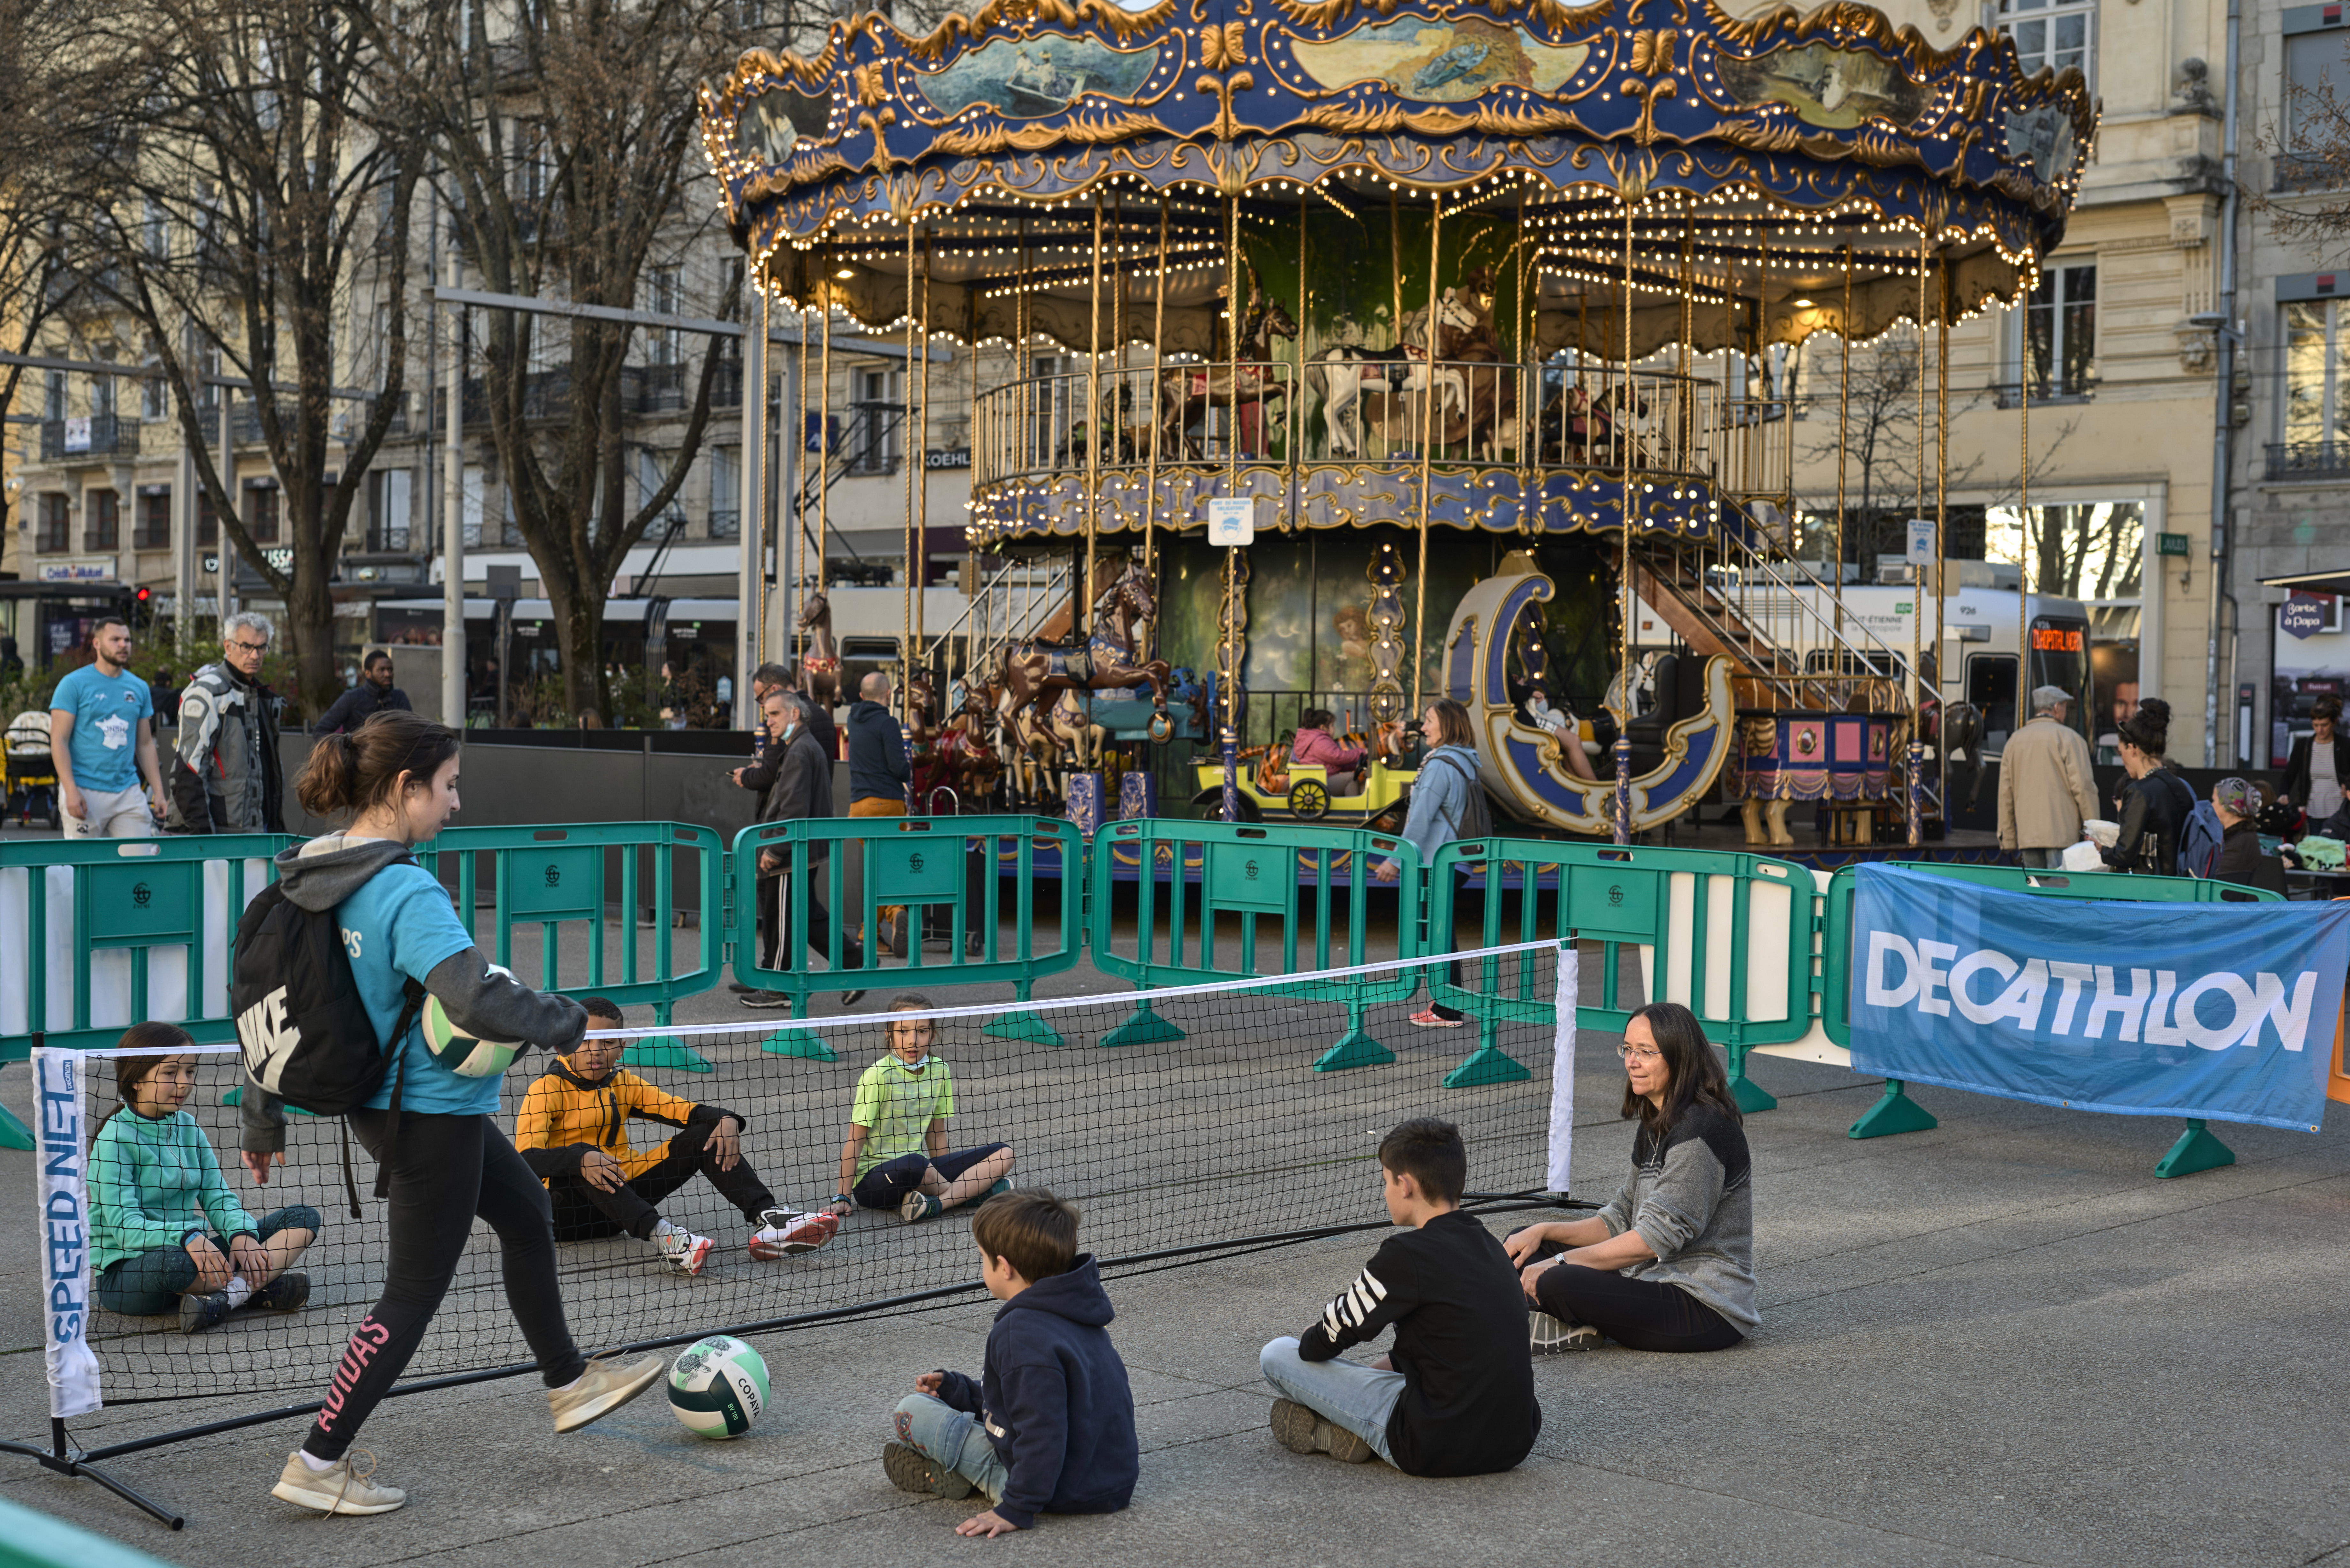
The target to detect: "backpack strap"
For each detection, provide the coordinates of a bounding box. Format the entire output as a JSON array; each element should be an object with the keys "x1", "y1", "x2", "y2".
[
  {"x1": 367, "y1": 977, "x2": 429, "y2": 1204},
  {"x1": 1428, "y1": 752, "x2": 1475, "y2": 832}
]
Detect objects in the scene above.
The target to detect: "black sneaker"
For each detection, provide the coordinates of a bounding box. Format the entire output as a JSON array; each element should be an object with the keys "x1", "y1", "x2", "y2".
[
  {"x1": 181, "y1": 1291, "x2": 234, "y2": 1335},
  {"x1": 248, "y1": 1272, "x2": 311, "y2": 1313},
  {"x1": 882, "y1": 1440, "x2": 974, "y2": 1500},
  {"x1": 840, "y1": 989, "x2": 867, "y2": 1007},
  {"x1": 739, "y1": 991, "x2": 793, "y2": 1011}
]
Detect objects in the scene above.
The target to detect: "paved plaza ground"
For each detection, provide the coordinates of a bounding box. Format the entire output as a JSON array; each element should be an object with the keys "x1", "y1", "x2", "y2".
[{"x1": 4, "y1": 938, "x2": 2350, "y2": 1567}]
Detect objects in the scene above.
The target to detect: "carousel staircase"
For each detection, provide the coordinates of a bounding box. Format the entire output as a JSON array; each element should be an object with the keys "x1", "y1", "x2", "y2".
[
  {"x1": 1631, "y1": 533, "x2": 1911, "y2": 712},
  {"x1": 1631, "y1": 549, "x2": 1799, "y2": 698}
]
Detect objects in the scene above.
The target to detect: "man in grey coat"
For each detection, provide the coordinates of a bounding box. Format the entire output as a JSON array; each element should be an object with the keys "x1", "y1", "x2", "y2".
[
  {"x1": 1998, "y1": 685, "x2": 2098, "y2": 869},
  {"x1": 742, "y1": 689, "x2": 865, "y2": 1012}
]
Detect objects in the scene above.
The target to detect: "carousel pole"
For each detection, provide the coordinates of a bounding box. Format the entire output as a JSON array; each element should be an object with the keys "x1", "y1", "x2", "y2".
[
  {"x1": 1221, "y1": 190, "x2": 1241, "y2": 824},
  {"x1": 2020, "y1": 309, "x2": 2032, "y2": 727},
  {"x1": 1936, "y1": 253, "x2": 1951, "y2": 822},
  {"x1": 1907, "y1": 231, "x2": 1926, "y2": 850},
  {"x1": 787, "y1": 289, "x2": 808, "y2": 673},
  {"x1": 1836, "y1": 244, "x2": 1851, "y2": 655},
  {"x1": 1085, "y1": 192, "x2": 1104, "y2": 632},
  {"x1": 1614, "y1": 198, "x2": 1634, "y2": 845},
  {"x1": 917, "y1": 235, "x2": 933, "y2": 703},
  {"x1": 1409, "y1": 191, "x2": 1440, "y2": 728},
  {"x1": 811, "y1": 250, "x2": 832, "y2": 667},
  {"x1": 1145, "y1": 197, "x2": 1167, "y2": 582},
  {"x1": 903, "y1": 223, "x2": 917, "y2": 739}
]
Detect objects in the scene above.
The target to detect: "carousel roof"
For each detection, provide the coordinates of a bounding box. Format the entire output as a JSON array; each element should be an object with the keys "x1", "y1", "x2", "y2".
[{"x1": 699, "y1": 0, "x2": 2095, "y2": 351}]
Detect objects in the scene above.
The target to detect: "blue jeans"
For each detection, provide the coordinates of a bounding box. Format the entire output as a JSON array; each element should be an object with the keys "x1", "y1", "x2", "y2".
[
  {"x1": 893, "y1": 1392, "x2": 1011, "y2": 1502},
  {"x1": 1258, "y1": 1336, "x2": 1405, "y2": 1466},
  {"x1": 96, "y1": 1204, "x2": 322, "y2": 1316}
]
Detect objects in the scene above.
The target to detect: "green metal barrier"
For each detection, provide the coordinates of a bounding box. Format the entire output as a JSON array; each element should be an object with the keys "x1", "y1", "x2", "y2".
[
  {"x1": 1820, "y1": 861, "x2": 2284, "y2": 1169},
  {"x1": 1425, "y1": 839, "x2": 1815, "y2": 1106},
  {"x1": 1088, "y1": 818, "x2": 1422, "y2": 1069},
  {"x1": 0, "y1": 833, "x2": 294, "y2": 1149},
  {"x1": 0, "y1": 1496, "x2": 182, "y2": 1568},
  {"x1": 414, "y1": 822, "x2": 726, "y2": 1072},
  {"x1": 729, "y1": 814, "x2": 1084, "y2": 1054}
]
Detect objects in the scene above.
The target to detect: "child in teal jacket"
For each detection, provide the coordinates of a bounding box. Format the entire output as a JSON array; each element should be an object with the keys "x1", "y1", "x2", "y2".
[{"x1": 90, "y1": 1023, "x2": 318, "y2": 1334}]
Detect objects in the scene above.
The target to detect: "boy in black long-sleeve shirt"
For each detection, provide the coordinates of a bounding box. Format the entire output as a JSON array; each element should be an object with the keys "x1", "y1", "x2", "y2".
[{"x1": 1259, "y1": 1117, "x2": 1541, "y2": 1474}]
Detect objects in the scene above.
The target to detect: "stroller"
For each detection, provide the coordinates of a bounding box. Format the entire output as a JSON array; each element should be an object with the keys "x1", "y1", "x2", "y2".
[{"x1": 2, "y1": 711, "x2": 58, "y2": 827}]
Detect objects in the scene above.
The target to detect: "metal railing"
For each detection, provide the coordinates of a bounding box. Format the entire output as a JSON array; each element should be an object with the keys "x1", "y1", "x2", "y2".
[
  {"x1": 969, "y1": 361, "x2": 1793, "y2": 501},
  {"x1": 39, "y1": 415, "x2": 140, "y2": 460},
  {"x1": 2267, "y1": 440, "x2": 2350, "y2": 481}
]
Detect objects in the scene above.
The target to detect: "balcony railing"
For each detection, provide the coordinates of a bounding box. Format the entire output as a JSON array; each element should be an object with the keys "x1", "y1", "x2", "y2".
[
  {"x1": 623, "y1": 362, "x2": 686, "y2": 415},
  {"x1": 2267, "y1": 440, "x2": 2350, "y2": 481},
  {"x1": 39, "y1": 415, "x2": 140, "y2": 461}
]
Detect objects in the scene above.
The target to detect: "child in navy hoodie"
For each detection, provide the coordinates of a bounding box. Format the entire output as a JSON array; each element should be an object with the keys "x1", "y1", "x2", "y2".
[{"x1": 883, "y1": 1189, "x2": 1139, "y2": 1535}]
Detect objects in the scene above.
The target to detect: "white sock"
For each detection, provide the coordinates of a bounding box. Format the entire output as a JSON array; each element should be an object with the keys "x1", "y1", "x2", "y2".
[
  {"x1": 299, "y1": 1449, "x2": 337, "y2": 1473},
  {"x1": 223, "y1": 1276, "x2": 252, "y2": 1309}
]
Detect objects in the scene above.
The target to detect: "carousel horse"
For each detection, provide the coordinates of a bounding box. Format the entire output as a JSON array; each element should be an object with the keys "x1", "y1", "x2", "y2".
[
  {"x1": 1308, "y1": 295, "x2": 1481, "y2": 456},
  {"x1": 995, "y1": 563, "x2": 1172, "y2": 735},
  {"x1": 795, "y1": 589, "x2": 841, "y2": 706},
  {"x1": 1045, "y1": 690, "x2": 1109, "y2": 772},
  {"x1": 1161, "y1": 287, "x2": 1299, "y2": 459}
]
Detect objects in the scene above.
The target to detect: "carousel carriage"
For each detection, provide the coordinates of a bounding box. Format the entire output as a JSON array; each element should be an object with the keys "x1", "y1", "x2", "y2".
[{"x1": 701, "y1": 0, "x2": 2092, "y2": 844}]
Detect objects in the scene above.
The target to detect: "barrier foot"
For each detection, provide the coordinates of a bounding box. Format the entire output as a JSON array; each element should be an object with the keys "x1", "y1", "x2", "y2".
[
  {"x1": 0, "y1": 1078, "x2": 31, "y2": 1151},
  {"x1": 760, "y1": 1021, "x2": 838, "y2": 1062},
  {"x1": 1847, "y1": 1080, "x2": 1937, "y2": 1140},
  {"x1": 621, "y1": 1037, "x2": 715, "y2": 1073},
  {"x1": 1101, "y1": 998, "x2": 1185, "y2": 1049},
  {"x1": 1725, "y1": 1046, "x2": 1778, "y2": 1114},
  {"x1": 218, "y1": 1087, "x2": 316, "y2": 1117},
  {"x1": 2155, "y1": 1119, "x2": 2236, "y2": 1179},
  {"x1": 1314, "y1": 1017, "x2": 1395, "y2": 1074},
  {"x1": 1443, "y1": 1024, "x2": 1530, "y2": 1088},
  {"x1": 985, "y1": 1012, "x2": 1067, "y2": 1048}
]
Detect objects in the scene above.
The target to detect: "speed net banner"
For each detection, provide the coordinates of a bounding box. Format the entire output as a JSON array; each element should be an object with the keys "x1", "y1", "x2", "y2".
[{"x1": 1849, "y1": 865, "x2": 2350, "y2": 1132}]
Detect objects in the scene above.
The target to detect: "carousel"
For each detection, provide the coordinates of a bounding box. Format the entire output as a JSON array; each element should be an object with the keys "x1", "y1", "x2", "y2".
[{"x1": 698, "y1": 0, "x2": 2093, "y2": 848}]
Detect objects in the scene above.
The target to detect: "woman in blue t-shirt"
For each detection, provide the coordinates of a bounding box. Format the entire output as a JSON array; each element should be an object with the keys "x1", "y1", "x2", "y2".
[{"x1": 246, "y1": 712, "x2": 663, "y2": 1516}]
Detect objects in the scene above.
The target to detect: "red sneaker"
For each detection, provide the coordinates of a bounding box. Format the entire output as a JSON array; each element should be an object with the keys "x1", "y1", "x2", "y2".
[
  {"x1": 749, "y1": 1208, "x2": 840, "y2": 1260},
  {"x1": 1409, "y1": 1008, "x2": 1465, "y2": 1029}
]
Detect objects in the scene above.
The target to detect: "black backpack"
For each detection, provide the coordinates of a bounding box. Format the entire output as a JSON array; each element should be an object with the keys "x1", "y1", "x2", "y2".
[{"x1": 232, "y1": 871, "x2": 427, "y2": 1209}]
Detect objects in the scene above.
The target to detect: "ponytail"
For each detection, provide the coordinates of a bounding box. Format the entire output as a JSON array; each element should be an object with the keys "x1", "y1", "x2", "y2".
[{"x1": 296, "y1": 710, "x2": 460, "y2": 818}]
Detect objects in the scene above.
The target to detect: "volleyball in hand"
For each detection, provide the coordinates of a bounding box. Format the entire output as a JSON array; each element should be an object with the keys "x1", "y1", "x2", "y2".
[
  {"x1": 421, "y1": 965, "x2": 526, "y2": 1078},
  {"x1": 667, "y1": 1334, "x2": 770, "y2": 1439}
]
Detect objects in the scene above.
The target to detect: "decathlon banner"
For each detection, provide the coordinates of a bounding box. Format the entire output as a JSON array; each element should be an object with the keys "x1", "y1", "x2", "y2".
[
  {"x1": 34, "y1": 1049, "x2": 102, "y2": 1417},
  {"x1": 1848, "y1": 865, "x2": 2350, "y2": 1132}
]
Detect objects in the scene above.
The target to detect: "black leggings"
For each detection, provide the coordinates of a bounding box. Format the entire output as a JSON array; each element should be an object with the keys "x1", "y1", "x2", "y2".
[
  {"x1": 305, "y1": 1111, "x2": 587, "y2": 1461},
  {"x1": 1535, "y1": 1260, "x2": 1744, "y2": 1353},
  {"x1": 546, "y1": 1126, "x2": 777, "y2": 1242}
]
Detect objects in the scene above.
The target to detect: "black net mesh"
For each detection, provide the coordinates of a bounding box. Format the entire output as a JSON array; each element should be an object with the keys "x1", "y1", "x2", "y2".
[{"x1": 73, "y1": 946, "x2": 1558, "y2": 1429}]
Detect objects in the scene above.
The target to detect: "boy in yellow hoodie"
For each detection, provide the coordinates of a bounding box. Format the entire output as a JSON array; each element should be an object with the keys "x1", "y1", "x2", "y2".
[{"x1": 514, "y1": 998, "x2": 836, "y2": 1274}]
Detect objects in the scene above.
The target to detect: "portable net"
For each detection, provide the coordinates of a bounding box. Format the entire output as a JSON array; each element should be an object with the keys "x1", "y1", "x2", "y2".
[{"x1": 67, "y1": 942, "x2": 1563, "y2": 1432}]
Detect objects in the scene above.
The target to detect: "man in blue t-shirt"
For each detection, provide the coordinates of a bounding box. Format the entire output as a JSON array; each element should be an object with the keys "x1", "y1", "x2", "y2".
[{"x1": 48, "y1": 617, "x2": 164, "y2": 839}]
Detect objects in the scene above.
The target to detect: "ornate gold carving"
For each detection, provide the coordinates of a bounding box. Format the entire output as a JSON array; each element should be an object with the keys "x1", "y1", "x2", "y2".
[{"x1": 929, "y1": 110, "x2": 1161, "y2": 156}]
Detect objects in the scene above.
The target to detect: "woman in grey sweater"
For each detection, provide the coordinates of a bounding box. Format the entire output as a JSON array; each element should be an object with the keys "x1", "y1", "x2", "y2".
[{"x1": 1504, "y1": 1002, "x2": 1757, "y2": 1353}]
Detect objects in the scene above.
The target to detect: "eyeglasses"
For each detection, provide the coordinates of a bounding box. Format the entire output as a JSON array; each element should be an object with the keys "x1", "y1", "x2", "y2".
[
  {"x1": 227, "y1": 639, "x2": 269, "y2": 654},
  {"x1": 1616, "y1": 1044, "x2": 1663, "y2": 1062}
]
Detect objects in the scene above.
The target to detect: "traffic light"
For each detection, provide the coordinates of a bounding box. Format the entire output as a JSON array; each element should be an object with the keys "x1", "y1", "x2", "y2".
[{"x1": 132, "y1": 585, "x2": 153, "y2": 631}]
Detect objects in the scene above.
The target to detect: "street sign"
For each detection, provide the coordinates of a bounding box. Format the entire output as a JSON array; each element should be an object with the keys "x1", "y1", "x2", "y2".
[
  {"x1": 2157, "y1": 532, "x2": 2191, "y2": 557},
  {"x1": 36, "y1": 560, "x2": 113, "y2": 584},
  {"x1": 2281, "y1": 593, "x2": 2332, "y2": 640},
  {"x1": 1206, "y1": 497, "x2": 1254, "y2": 546},
  {"x1": 1904, "y1": 518, "x2": 1935, "y2": 565}
]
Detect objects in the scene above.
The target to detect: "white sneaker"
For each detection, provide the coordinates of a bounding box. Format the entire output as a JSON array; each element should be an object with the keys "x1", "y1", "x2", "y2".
[
  {"x1": 548, "y1": 1352, "x2": 665, "y2": 1434},
  {"x1": 657, "y1": 1227, "x2": 714, "y2": 1276},
  {"x1": 749, "y1": 1207, "x2": 839, "y2": 1260},
  {"x1": 1530, "y1": 1310, "x2": 1602, "y2": 1354},
  {"x1": 270, "y1": 1448, "x2": 406, "y2": 1515}
]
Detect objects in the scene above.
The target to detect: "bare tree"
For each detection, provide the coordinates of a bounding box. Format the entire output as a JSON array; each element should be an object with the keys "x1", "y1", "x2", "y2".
[
  {"x1": 2249, "y1": 77, "x2": 2350, "y2": 245},
  {"x1": 379, "y1": 0, "x2": 760, "y2": 728},
  {"x1": 70, "y1": 0, "x2": 426, "y2": 711}
]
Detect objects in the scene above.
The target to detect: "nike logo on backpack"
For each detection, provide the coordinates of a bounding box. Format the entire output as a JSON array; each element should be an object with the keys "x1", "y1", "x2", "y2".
[{"x1": 239, "y1": 987, "x2": 301, "y2": 1092}]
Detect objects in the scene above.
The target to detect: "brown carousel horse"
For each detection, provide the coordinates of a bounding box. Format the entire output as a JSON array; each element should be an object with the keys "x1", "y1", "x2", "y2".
[
  {"x1": 1161, "y1": 286, "x2": 1300, "y2": 460},
  {"x1": 994, "y1": 563, "x2": 1172, "y2": 742},
  {"x1": 794, "y1": 588, "x2": 841, "y2": 706}
]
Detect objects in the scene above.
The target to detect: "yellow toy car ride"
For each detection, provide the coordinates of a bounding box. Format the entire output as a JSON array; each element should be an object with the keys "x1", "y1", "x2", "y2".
[{"x1": 1191, "y1": 741, "x2": 1416, "y2": 828}]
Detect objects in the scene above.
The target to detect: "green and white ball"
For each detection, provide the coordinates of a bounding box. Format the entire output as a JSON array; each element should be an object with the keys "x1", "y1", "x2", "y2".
[
  {"x1": 421, "y1": 964, "x2": 525, "y2": 1078},
  {"x1": 667, "y1": 1334, "x2": 769, "y2": 1439}
]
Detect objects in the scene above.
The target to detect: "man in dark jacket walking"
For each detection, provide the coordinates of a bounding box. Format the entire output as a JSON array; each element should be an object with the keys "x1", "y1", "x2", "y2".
[
  {"x1": 310, "y1": 651, "x2": 413, "y2": 734},
  {"x1": 729, "y1": 664, "x2": 795, "y2": 987},
  {"x1": 168, "y1": 611, "x2": 285, "y2": 833},
  {"x1": 846, "y1": 672, "x2": 912, "y2": 954},
  {"x1": 742, "y1": 689, "x2": 864, "y2": 1012}
]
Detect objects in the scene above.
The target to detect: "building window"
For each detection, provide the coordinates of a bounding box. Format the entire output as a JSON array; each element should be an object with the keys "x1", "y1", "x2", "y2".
[
  {"x1": 2019, "y1": 262, "x2": 2096, "y2": 398},
  {"x1": 852, "y1": 367, "x2": 902, "y2": 473},
  {"x1": 43, "y1": 369, "x2": 64, "y2": 420},
  {"x1": 710, "y1": 446, "x2": 740, "y2": 537},
  {"x1": 1999, "y1": 0, "x2": 2095, "y2": 88},
  {"x1": 647, "y1": 267, "x2": 680, "y2": 366},
  {"x1": 84, "y1": 489, "x2": 118, "y2": 551},
  {"x1": 135, "y1": 487, "x2": 171, "y2": 549},
  {"x1": 36, "y1": 494, "x2": 69, "y2": 553},
  {"x1": 244, "y1": 480, "x2": 279, "y2": 543},
  {"x1": 368, "y1": 468, "x2": 412, "y2": 552},
  {"x1": 196, "y1": 489, "x2": 217, "y2": 547}
]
